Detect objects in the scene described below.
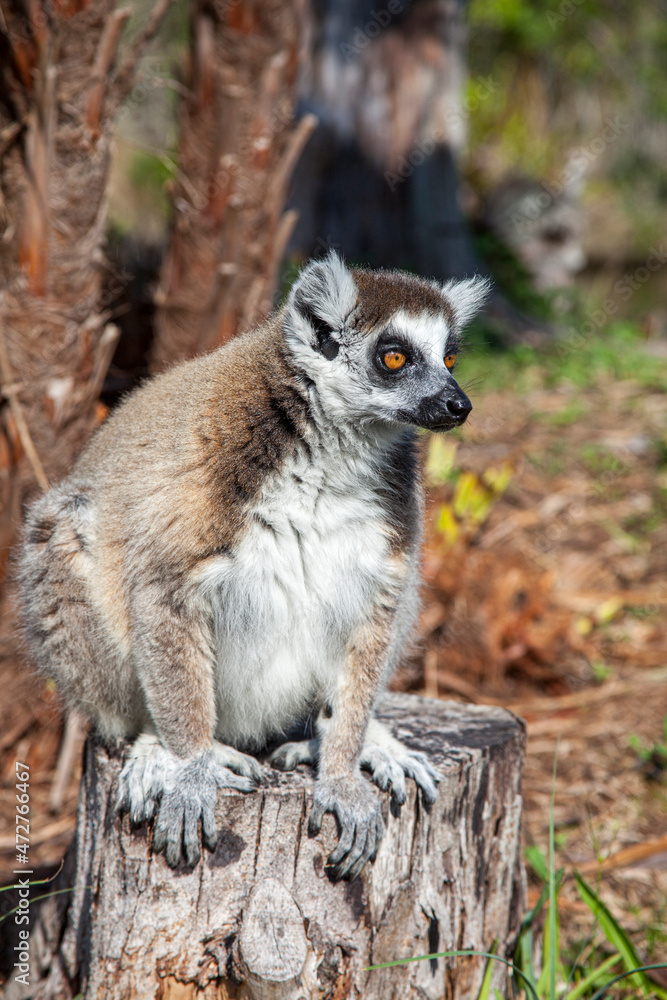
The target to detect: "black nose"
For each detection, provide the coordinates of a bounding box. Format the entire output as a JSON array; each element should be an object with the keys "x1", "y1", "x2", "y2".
[{"x1": 446, "y1": 395, "x2": 472, "y2": 421}]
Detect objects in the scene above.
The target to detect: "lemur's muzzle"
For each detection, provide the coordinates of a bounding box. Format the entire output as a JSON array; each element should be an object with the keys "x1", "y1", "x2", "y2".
[{"x1": 411, "y1": 385, "x2": 472, "y2": 432}]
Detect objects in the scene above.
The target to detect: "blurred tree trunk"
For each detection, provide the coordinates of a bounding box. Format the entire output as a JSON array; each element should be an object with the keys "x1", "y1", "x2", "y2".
[
  {"x1": 0, "y1": 0, "x2": 173, "y2": 620},
  {"x1": 150, "y1": 0, "x2": 315, "y2": 372},
  {"x1": 290, "y1": 0, "x2": 481, "y2": 281}
]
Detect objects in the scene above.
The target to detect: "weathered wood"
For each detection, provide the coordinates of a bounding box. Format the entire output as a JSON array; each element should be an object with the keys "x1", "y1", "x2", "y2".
[{"x1": 13, "y1": 694, "x2": 525, "y2": 1000}]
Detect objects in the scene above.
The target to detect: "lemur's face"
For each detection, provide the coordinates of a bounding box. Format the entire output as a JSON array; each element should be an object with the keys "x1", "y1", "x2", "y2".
[
  {"x1": 285, "y1": 254, "x2": 490, "y2": 433},
  {"x1": 363, "y1": 310, "x2": 470, "y2": 432}
]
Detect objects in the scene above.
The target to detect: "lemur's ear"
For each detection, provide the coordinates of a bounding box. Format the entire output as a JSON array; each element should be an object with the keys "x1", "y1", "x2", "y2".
[
  {"x1": 441, "y1": 275, "x2": 492, "y2": 329},
  {"x1": 287, "y1": 252, "x2": 357, "y2": 359}
]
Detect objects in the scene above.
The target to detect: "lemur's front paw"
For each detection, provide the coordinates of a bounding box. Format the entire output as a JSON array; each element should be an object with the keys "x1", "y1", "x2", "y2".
[
  {"x1": 360, "y1": 743, "x2": 440, "y2": 806},
  {"x1": 117, "y1": 736, "x2": 260, "y2": 867},
  {"x1": 308, "y1": 775, "x2": 384, "y2": 881}
]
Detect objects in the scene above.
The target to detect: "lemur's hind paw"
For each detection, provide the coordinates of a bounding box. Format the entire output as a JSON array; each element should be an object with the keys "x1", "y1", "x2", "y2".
[
  {"x1": 212, "y1": 742, "x2": 264, "y2": 784},
  {"x1": 117, "y1": 735, "x2": 260, "y2": 867},
  {"x1": 360, "y1": 720, "x2": 440, "y2": 806},
  {"x1": 360, "y1": 744, "x2": 439, "y2": 805},
  {"x1": 269, "y1": 738, "x2": 318, "y2": 771},
  {"x1": 116, "y1": 735, "x2": 167, "y2": 825}
]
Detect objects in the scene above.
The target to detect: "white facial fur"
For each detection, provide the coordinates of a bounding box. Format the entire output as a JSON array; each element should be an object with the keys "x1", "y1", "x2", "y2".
[
  {"x1": 283, "y1": 253, "x2": 490, "y2": 432},
  {"x1": 441, "y1": 275, "x2": 493, "y2": 328}
]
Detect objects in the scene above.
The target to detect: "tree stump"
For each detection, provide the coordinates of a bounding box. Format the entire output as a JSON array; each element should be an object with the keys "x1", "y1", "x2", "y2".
[{"x1": 15, "y1": 694, "x2": 525, "y2": 1000}]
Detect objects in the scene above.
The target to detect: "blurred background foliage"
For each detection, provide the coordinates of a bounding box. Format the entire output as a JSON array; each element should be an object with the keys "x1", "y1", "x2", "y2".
[
  {"x1": 107, "y1": 0, "x2": 667, "y2": 350},
  {"x1": 467, "y1": 0, "x2": 667, "y2": 307}
]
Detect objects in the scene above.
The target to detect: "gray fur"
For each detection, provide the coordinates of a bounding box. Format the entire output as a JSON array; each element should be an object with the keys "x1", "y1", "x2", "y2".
[{"x1": 19, "y1": 255, "x2": 488, "y2": 879}]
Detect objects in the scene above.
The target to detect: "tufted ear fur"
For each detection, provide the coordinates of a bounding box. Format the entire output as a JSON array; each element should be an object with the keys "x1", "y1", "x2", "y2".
[
  {"x1": 286, "y1": 252, "x2": 358, "y2": 358},
  {"x1": 441, "y1": 275, "x2": 492, "y2": 329}
]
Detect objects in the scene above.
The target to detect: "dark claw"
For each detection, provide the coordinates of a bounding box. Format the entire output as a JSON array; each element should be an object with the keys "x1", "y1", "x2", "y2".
[
  {"x1": 327, "y1": 823, "x2": 355, "y2": 866},
  {"x1": 152, "y1": 825, "x2": 166, "y2": 854},
  {"x1": 308, "y1": 803, "x2": 325, "y2": 837},
  {"x1": 392, "y1": 786, "x2": 406, "y2": 806},
  {"x1": 311, "y1": 775, "x2": 384, "y2": 881},
  {"x1": 202, "y1": 801, "x2": 218, "y2": 852},
  {"x1": 166, "y1": 839, "x2": 182, "y2": 869}
]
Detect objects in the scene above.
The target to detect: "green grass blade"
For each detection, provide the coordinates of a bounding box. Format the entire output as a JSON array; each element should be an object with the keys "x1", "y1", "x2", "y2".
[
  {"x1": 575, "y1": 873, "x2": 659, "y2": 996},
  {"x1": 476, "y1": 939, "x2": 497, "y2": 1000},
  {"x1": 588, "y1": 964, "x2": 667, "y2": 1000},
  {"x1": 549, "y1": 750, "x2": 558, "y2": 1000},
  {"x1": 0, "y1": 862, "x2": 64, "y2": 894},
  {"x1": 525, "y1": 844, "x2": 550, "y2": 883},
  {"x1": 564, "y1": 952, "x2": 621, "y2": 1000},
  {"x1": 536, "y1": 747, "x2": 561, "y2": 1000},
  {"x1": 521, "y1": 883, "x2": 550, "y2": 931},
  {"x1": 366, "y1": 948, "x2": 540, "y2": 1000},
  {"x1": 0, "y1": 886, "x2": 84, "y2": 923},
  {"x1": 536, "y1": 894, "x2": 563, "y2": 998},
  {"x1": 515, "y1": 922, "x2": 535, "y2": 990},
  {"x1": 560, "y1": 877, "x2": 609, "y2": 1000}
]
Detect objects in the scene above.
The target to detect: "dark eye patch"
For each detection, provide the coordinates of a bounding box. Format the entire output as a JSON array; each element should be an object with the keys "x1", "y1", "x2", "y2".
[
  {"x1": 445, "y1": 332, "x2": 461, "y2": 353},
  {"x1": 372, "y1": 330, "x2": 423, "y2": 380}
]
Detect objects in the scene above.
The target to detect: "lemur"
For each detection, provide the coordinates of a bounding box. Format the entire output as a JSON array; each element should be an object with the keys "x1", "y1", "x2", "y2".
[{"x1": 19, "y1": 254, "x2": 489, "y2": 880}]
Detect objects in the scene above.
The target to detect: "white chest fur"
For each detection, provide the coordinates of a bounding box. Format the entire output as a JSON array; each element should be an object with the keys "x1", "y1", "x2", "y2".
[{"x1": 197, "y1": 434, "x2": 396, "y2": 749}]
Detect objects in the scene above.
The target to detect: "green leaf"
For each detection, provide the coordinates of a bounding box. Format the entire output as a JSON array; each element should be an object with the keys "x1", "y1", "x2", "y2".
[
  {"x1": 574, "y1": 873, "x2": 659, "y2": 996},
  {"x1": 536, "y1": 896, "x2": 564, "y2": 999},
  {"x1": 476, "y1": 940, "x2": 497, "y2": 1000},
  {"x1": 426, "y1": 436, "x2": 458, "y2": 485},
  {"x1": 435, "y1": 503, "x2": 459, "y2": 545},
  {"x1": 565, "y1": 952, "x2": 622, "y2": 1000},
  {"x1": 533, "y1": 747, "x2": 566, "y2": 1000},
  {"x1": 524, "y1": 883, "x2": 550, "y2": 927},
  {"x1": 514, "y1": 922, "x2": 535, "y2": 991},
  {"x1": 525, "y1": 844, "x2": 549, "y2": 882}
]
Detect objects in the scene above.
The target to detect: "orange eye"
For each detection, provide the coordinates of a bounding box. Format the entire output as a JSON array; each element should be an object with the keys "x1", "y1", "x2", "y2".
[
  {"x1": 383, "y1": 351, "x2": 406, "y2": 370},
  {"x1": 444, "y1": 353, "x2": 456, "y2": 370}
]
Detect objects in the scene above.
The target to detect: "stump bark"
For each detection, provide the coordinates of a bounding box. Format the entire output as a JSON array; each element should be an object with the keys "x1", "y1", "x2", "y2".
[{"x1": 16, "y1": 694, "x2": 526, "y2": 1000}]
